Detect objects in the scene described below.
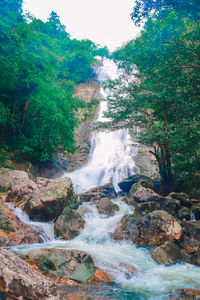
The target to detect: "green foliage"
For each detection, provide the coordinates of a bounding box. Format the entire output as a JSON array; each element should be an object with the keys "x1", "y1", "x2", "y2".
[
  {"x1": 0, "y1": 5, "x2": 107, "y2": 163},
  {"x1": 131, "y1": 0, "x2": 200, "y2": 26},
  {"x1": 106, "y1": 10, "x2": 200, "y2": 192}
]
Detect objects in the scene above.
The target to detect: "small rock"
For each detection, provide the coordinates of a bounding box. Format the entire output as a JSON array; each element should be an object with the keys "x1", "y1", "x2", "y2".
[
  {"x1": 54, "y1": 207, "x2": 85, "y2": 240},
  {"x1": 151, "y1": 242, "x2": 181, "y2": 264},
  {"x1": 119, "y1": 263, "x2": 137, "y2": 279},
  {"x1": 96, "y1": 198, "x2": 119, "y2": 217}
]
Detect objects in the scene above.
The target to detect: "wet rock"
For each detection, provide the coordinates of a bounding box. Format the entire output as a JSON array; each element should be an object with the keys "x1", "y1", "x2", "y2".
[
  {"x1": 96, "y1": 198, "x2": 119, "y2": 216},
  {"x1": 177, "y1": 207, "x2": 191, "y2": 221},
  {"x1": 151, "y1": 241, "x2": 181, "y2": 264},
  {"x1": 182, "y1": 236, "x2": 199, "y2": 254},
  {"x1": 88, "y1": 269, "x2": 111, "y2": 283},
  {"x1": 119, "y1": 263, "x2": 137, "y2": 279},
  {"x1": 169, "y1": 192, "x2": 192, "y2": 209},
  {"x1": 0, "y1": 248, "x2": 58, "y2": 299},
  {"x1": 24, "y1": 248, "x2": 95, "y2": 283},
  {"x1": 174, "y1": 289, "x2": 200, "y2": 300},
  {"x1": 0, "y1": 201, "x2": 43, "y2": 246},
  {"x1": 54, "y1": 207, "x2": 85, "y2": 240},
  {"x1": 79, "y1": 183, "x2": 116, "y2": 202},
  {"x1": 113, "y1": 210, "x2": 182, "y2": 246},
  {"x1": 25, "y1": 177, "x2": 78, "y2": 221}
]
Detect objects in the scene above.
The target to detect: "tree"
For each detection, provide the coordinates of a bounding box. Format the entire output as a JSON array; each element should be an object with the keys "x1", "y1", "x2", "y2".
[
  {"x1": 0, "y1": 7, "x2": 108, "y2": 164},
  {"x1": 105, "y1": 11, "x2": 200, "y2": 193},
  {"x1": 131, "y1": 0, "x2": 200, "y2": 25}
]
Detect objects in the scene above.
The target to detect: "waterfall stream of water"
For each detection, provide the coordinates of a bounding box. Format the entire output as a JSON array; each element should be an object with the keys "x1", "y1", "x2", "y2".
[
  {"x1": 63, "y1": 59, "x2": 139, "y2": 193},
  {"x1": 12, "y1": 59, "x2": 200, "y2": 299}
]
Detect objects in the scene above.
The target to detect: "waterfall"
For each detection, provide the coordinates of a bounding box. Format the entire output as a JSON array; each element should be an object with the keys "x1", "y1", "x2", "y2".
[{"x1": 63, "y1": 58, "x2": 139, "y2": 193}]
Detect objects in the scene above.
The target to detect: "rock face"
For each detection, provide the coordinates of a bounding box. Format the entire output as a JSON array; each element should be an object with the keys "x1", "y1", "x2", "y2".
[
  {"x1": 96, "y1": 198, "x2": 119, "y2": 217},
  {"x1": 24, "y1": 177, "x2": 77, "y2": 221},
  {"x1": 0, "y1": 248, "x2": 58, "y2": 299},
  {"x1": 73, "y1": 81, "x2": 101, "y2": 103},
  {"x1": 54, "y1": 207, "x2": 85, "y2": 240},
  {"x1": 24, "y1": 248, "x2": 95, "y2": 283},
  {"x1": 79, "y1": 183, "x2": 116, "y2": 202},
  {"x1": 151, "y1": 242, "x2": 181, "y2": 264},
  {"x1": 0, "y1": 200, "x2": 42, "y2": 246},
  {"x1": 113, "y1": 210, "x2": 182, "y2": 246}
]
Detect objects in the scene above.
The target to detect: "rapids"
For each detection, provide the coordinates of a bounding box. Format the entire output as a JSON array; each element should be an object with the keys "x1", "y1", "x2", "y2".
[{"x1": 12, "y1": 59, "x2": 200, "y2": 299}]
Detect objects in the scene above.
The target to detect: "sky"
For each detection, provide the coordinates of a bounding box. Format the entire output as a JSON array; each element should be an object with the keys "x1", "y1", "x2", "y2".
[{"x1": 23, "y1": 0, "x2": 140, "y2": 51}]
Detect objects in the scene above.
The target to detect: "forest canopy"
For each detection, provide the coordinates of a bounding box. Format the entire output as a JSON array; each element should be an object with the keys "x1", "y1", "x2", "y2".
[
  {"x1": 104, "y1": 0, "x2": 200, "y2": 194},
  {"x1": 0, "y1": 0, "x2": 108, "y2": 163}
]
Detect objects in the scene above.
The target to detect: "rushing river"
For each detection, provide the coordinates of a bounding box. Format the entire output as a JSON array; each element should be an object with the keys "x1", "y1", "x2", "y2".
[{"x1": 13, "y1": 59, "x2": 200, "y2": 299}]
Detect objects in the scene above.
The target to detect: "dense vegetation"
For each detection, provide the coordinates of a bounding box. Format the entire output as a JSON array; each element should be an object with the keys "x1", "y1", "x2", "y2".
[
  {"x1": 104, "y1": 0, "x2": 200, "y2": 194},
  {"x1": 0, "y1": 0, "x2": 108, "y2": 164}
]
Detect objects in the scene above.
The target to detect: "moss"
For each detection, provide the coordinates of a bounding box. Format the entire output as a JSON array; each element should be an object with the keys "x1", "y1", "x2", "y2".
[
  {"x1": 0, "y1": 210, "x2": 15, "y2": 233},
  {"x1": 69, "y1": 230, "x2": 78, "y2": 239},
  {"x1": 38, "y1": 258, "x2": 56, "y2": 273}
]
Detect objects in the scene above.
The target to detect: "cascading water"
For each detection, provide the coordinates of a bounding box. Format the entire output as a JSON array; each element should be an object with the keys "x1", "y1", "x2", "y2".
[
  {"x1": 12, "y1": 58, "x2": 200, "y2": 299},
  {"x1": 63, "y1": 59, "x2": 139, "y2": 193}
]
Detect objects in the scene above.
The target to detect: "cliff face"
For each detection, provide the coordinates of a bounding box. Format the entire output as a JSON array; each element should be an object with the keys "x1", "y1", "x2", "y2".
[{"x1": 73, "y1": 81, "x2": 101, "y2": 103}]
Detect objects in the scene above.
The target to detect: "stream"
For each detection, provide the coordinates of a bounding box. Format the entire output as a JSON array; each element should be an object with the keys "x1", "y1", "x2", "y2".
[{"x1": 12, "y1": 59, "x2": 200, "y2": 299}]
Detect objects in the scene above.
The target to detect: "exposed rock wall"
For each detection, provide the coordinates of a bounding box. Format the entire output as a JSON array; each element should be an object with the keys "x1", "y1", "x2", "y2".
[
  {"x1": 134, "y1": 144, "x2": 159, "y2": 178},
  {"x1": 73, "y1": 81, "x2": 101, "y2": 103}
]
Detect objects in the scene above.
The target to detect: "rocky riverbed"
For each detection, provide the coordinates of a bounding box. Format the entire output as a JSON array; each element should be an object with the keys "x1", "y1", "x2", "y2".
[{"x1": 0, "y1": 168, "x2": 200, "y2": 299}]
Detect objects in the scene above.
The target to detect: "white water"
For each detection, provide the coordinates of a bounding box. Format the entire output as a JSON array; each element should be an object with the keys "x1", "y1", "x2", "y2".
[
  {"x1": 12, "y1": 59, "x2": 200, "y2": 299},
  {"x1": 64, "y1": 59, "x2": 139, "y2": 193},
  {"x1": 13, "y1": 198, "x2": 200, "y2": 298}
]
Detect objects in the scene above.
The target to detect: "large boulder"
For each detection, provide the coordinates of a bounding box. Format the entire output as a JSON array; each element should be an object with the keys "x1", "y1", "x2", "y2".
[
  {"x1": 0, "y1": 248, "x2": 58, "y2": 299},
  {"x1": 96, "y1": 198, "x2": 119, "y2": 217},
  {"x1": 151, "y1": 241, "x2": 181, "y2": 264},
  {"x1": 0, "y1": 168, "x2": 78, "y2": 221},
  {"x1": 54, "y1": 207, "x2": 85, "y2": 240},
  {"x1": 79, "y1": 183, "x2": 116, "y2": 202},
  {"x1": 23, "y1": 248, "x2": 95, "y2": 283},
  {"x1": 128, "y1": 182, "x2": 159, "y2": 203},
  {"x1": 0, "y1": 199, "x2": 43, "y2": 246},
  {"x1": 0, "y1": 167, "x2": 37, "y2": 198},
  {"x1": 24, "y1": 177, "x2": 78, "y2": 221},
  {"x1": 113, "y1": 210, "x2": 182, "y2": 246}
]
